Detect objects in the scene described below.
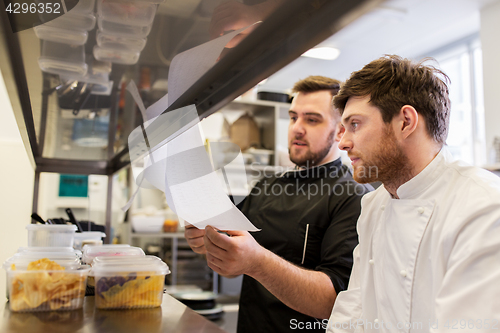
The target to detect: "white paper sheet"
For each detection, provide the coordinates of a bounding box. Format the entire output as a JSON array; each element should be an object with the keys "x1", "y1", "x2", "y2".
[
  {"x1": 164, "y1": 124, "x2": 258, "y2": 231},
  {"x1": 122, "y1": 25, "x2": 259, "y2": 231},
  {"x1": 167, "y1": 25, "x2": 249, "y2": 107}
]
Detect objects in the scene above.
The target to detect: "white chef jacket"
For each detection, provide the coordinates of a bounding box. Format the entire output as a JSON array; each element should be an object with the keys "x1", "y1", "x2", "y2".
[{"x1": 327, "y1": 148, "x2": 500, "y2": 333}]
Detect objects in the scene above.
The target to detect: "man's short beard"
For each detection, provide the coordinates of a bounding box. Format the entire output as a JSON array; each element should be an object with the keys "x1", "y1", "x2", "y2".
[
  {"x1": 289, "y1": 129, "x2": 335, "y2": 167},
  {"x1": 353, "y1": 125, "x2": 412, "y2": 185}
]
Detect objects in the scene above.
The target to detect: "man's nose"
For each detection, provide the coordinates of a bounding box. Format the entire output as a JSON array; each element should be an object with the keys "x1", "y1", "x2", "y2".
[
  {"x1": 292, "y1": 118, "x2": 305, "y2": 135},
  {"x1": 338, "y1": 130, "x2": 352, "y2": 151}
]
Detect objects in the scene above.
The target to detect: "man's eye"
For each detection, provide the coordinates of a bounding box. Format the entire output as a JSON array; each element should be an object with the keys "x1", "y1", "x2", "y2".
[
  {"x1": 308, "y1": 118, "x2": 319, "y2": 123},
  {"x1": 351, "y1": 122, "x2": 359, "y2": 130}
]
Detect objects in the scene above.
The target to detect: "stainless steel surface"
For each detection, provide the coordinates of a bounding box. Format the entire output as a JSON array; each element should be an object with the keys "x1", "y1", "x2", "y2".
[{"x1": 0, "y1": 294, "x2": 228, "y2": 333}]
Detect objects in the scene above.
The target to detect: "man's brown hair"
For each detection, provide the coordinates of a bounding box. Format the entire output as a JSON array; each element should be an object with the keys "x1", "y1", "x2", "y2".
[
  {"x1": 292, "y1": 75, "x2": 341, "y2": 97},
  {"x1": 292, "y1": 76, "x2": 341, "y2": 120},
  {"x1": 333, "y1": 55, "x2": 451, "y2": 145}
]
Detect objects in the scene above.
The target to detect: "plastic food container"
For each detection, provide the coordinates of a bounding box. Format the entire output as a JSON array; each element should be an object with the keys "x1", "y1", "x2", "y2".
[
  {"x1": 82, "y1": 245, "x2": 144, "y2": 265},
  {"x1": 97, "y1": 0, "x2": 157, "y2": 26},
  {"x1": 97, "y1": 18, "x2": 152, "y2": 37},
  {"x1": 26, "y1": 224, "x2": 78, "y2": 247},
  {"x1": 93, "y1": 45, "x2": 140, "y2": 64},
  {"x1": 34, "y1": 25, "x2": 88, "y2": 45},
  {"x1": 91, "y1": 256, "x2": 169, "y2": 309},
  {"x1": 5, "y1": 259, "x2": 90, "y2": 312},
  {"x1": 3, "y1": 252, "x2": 82, "y2": 299},
  {"x1": 44, "y1": 12, "x2": 96, "y2": 31},
  {"x1": 96, "y1": 30, "x2": 147, "y2": 51},
  {"x1": 74, "y1": 232, "x2": 106, "y2": 250},
  {"x1": 38, "y1": 40, "x2": 87, "y2": 77}
]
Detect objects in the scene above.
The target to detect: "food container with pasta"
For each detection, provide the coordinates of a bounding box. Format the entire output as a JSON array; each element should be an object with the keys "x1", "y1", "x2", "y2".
[
  {"x1": 81, "y1": 245, "x2": 144, "y2": 295},
  {"x1": 3, "y1": 252, "x2": 81, "y2": 300},
  {"x1": 91, "y1": 256, "x2": 169, "y2": 309},
  {"x1": 6, "y1": 258, "x2": 90, "y2": 312}
]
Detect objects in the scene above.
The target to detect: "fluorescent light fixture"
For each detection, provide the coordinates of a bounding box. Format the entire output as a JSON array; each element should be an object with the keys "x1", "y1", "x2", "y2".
[{"x1": 301, "y1": 47, "x2": 340, "y2": 60}]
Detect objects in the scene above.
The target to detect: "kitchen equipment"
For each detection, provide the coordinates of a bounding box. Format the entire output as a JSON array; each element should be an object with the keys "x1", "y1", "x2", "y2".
[{"x1": 66, "y1": 208, "x2": 84, "y2": 232}]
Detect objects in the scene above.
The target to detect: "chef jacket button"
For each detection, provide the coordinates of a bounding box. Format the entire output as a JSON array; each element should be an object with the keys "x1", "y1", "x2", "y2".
[
  {"x1": 369, "y1": 259, "x2": 374, "y2": 265},
  {"x1": 400, "y1": 269, "x2": 407, "y2": 277},
  {"x1": 381, "y1": 205, "x2": 385, "y2": 211},
  {"x1": 418, "y1": 207, "x2": 425, "y2": 214},
  {"x1": 374, "y1": 319, "x2": 379, "y2": 324}
]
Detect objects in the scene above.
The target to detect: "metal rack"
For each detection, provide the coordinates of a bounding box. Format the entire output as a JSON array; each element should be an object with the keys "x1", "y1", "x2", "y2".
[{"x1": 0, "y1": 0, "x2": 378, "y2": 240}]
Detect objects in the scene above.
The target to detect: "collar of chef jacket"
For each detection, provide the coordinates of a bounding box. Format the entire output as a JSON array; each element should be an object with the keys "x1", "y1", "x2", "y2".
[{"x1": 397, "y1": 147, "x2": 450, "y2": 199}]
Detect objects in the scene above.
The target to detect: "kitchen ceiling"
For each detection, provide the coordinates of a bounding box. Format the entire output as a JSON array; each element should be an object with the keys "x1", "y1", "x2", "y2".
[{"x1": 261, "y1": 0, "x2": 499, "y2": 93}]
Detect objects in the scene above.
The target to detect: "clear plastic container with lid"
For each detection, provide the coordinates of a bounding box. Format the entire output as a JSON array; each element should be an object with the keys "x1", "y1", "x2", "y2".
[
  {"x1": 4, "y1": 258, "x2": 89, "y2": 311},
  {"x1": 82, "y1": 244, "x2": 144, "y2": 265},
  {"x1": 91, "y1": 255, "x2": 169, "y2": 309},
  {"x1": 97, "y1": 0, "x2": 157, "y2": 26},
  {"x1": 38, "y1": 40, "x2": 87, "y2": 77},
  {"x1": 26, "y1": 224, "x2": 78, "y2": 247},
  {"x1": 44, "y1": 12, "x2": 96, "y2": 31},
  {"x1": 96, "y1": 30, "x2": 147, "y2": 52},
  {"x1": 93, "y1": 45, "x2": 140, "y2": 65},
  {"x1": 97, "y1": 18, "x2": 152, "y2": 37},
  {"x1": 34, "y1": 25, "x2": 88, "y2": 45}
]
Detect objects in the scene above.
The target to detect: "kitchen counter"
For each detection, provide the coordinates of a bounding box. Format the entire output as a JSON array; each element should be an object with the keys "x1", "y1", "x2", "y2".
[{"x1": 0, "y1": 294, "x2": 228, "y2": 333}]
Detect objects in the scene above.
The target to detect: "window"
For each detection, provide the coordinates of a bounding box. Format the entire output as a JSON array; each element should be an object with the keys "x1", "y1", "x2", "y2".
[{"x1": 427, "y1": 36, "x2": 486, "y2": 166}]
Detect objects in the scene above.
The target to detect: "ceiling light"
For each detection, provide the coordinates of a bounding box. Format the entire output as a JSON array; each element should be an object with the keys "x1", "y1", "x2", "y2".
[{"x1": 301, "y1": 47, "x2": 340, "y2": 60}]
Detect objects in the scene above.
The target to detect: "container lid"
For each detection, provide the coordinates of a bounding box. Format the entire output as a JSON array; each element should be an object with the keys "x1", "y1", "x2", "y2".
[
  {"x1": 6, "y1": 262, "x2": 90, "y2": 273},
  {"x1": 3, "y1": 256, "x2": 81, "y2": 270},
  {"x1": 81, "y1": 244, "x2": 130, "y2": 251},
  {"x1": 26, "y1": 224, "x2": 78, "y2": 231},
  {"x1": 17, "y1": 246, "x2": 76, "y2": 253},
  {"x1": 34, "y1": 25, "x2": 88, "y2": 45},
  {"x1": 12, "y1": 250, "x2": 78, "y2": 259},
  {"x1": 90, "y1": 255, "x2": 170, "y2": 275},
  {"x1": 82, "y1": 245, "x2": 144, "y2": 264},
  {"x1": 74, "y1": 232, "x2": 107, "y2": 239}
]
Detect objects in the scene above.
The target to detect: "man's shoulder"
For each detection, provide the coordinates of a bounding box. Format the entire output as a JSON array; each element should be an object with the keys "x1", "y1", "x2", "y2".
[{"x1": 443, "y1": 158, "x2": 500, "y2": 203}]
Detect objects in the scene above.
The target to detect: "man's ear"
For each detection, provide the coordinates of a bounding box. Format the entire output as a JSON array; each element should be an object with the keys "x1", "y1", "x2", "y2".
[
  {"x1": 334, "y1": 123, "x2": 344, "y2": 142},
  {"x1": 397, "y1": 105, "x2": 418, "y2": 139}
]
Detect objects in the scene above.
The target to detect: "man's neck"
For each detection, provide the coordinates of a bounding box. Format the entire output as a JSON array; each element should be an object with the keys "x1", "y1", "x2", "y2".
[{"x1": 383, "y1": 146, "x2": 441, "y2": 199}]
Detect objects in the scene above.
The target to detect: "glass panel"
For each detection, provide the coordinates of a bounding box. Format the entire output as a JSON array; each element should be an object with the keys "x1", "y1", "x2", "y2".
[
  {"x1": 472, "y1": 46, "x2": 486, "y2": 165},
  {"x1": 11, "y1": 0, "x2": 295, "y2": 162},
  {"x1": 440, "y1": 51, "x2": 474, "y2": 164},
  {"x1": 4, "y1": 0, "x2": 375, "y2": 165}
]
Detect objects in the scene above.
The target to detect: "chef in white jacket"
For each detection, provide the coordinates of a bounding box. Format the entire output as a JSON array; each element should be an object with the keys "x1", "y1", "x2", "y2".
[{"x1": 326, "y1": 55, "x2": 500, "y2": 333}]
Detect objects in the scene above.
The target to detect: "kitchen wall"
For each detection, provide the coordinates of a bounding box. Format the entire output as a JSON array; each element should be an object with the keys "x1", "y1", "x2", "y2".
[
  {"x1": 481, "y1": 1, "x2": 500, "y2": 163},
  {"x1": 0, "y1": 69, "x2": 33, "y2": 298}
]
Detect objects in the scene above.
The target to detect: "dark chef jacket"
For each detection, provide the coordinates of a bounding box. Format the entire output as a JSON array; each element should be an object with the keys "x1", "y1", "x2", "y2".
[{"x1": 235, "y1": 158, "x2": 371, "y2": 332}]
